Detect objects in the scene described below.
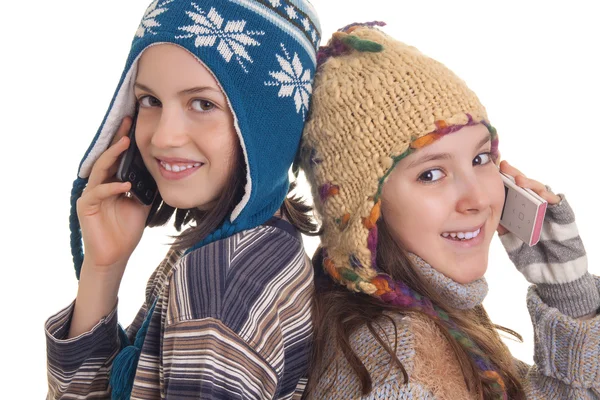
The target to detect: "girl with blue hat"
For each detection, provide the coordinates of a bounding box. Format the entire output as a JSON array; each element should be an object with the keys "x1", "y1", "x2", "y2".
[{"x1": 45, "y1": 1, "x2": 321, "y2": 398}]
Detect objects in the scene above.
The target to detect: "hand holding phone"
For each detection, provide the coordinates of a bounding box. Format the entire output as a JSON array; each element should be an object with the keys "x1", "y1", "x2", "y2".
[
  {"x1": 116, "y1": 107, "x2": 157, "y2": 205},
  {"x1": 499, "y1": 171, "x2": 547, "y2": 246}
]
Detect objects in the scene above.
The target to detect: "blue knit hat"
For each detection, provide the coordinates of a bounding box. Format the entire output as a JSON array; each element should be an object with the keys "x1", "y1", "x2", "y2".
[{"x1": 69, "y1": 0, "x2": 321, "y2": 279}]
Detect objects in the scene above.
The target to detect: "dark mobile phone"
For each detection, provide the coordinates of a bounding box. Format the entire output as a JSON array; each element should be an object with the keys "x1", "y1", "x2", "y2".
[{"x1": 116, "y1": 107, "x2": 157, "y2": 205}]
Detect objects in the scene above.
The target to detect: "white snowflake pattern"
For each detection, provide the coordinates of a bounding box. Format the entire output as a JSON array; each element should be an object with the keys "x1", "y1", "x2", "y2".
[
  {"x1": 135, "y1": 0, "x2": 174, "y2": 37},
  {"x1": 175, "y1": 4, "x2": 264, "y2": 73},
  {"x1": 285, "y1": 6, "x2": 298, "y2": 19},
  {"x1": 265, "y1": 44, "x2": 312, "y2": 120},
  {"x1": 301, "y1": 17, "x2": 310, "y2": 31},
  {"x1": 268, "y1": 0, "x2": 281, "y2": 6}
]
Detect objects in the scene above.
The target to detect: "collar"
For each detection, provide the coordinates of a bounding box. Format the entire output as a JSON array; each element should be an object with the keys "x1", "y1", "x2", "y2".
[{"x1": 407, "y1": 253, "x2": 488, "y2": 310}]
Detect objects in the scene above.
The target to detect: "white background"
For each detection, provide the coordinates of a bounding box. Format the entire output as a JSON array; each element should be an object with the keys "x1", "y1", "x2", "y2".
[{"x1": 2, "y1": 0, "x2": 599, "y2": 396}]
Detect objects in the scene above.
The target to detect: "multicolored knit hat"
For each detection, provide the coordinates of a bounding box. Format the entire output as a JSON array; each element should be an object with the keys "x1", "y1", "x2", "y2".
[
  {"x1": 69, "y1": 0, "x2": 321, "y2": 278},
  {"x1": 301, "y1": 23, "x2": 506, "y2": 398},
  {"x1": 302, "y1": 22, "x2": 495, "y2": 295}
]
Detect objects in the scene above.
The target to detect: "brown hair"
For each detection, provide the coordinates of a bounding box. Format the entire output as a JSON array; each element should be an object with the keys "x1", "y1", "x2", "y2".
[
  {"x1": 305, "y1": 216, "x2": 526, "y2": 399},
  {"x1": 146, "y1": 144, "x2": 318, "y2": 248}
]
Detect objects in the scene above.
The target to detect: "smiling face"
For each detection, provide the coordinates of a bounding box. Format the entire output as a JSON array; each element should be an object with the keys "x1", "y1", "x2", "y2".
[
  {"x1": 134, "y1": 44, "x2": 239, "y2": 210},
  {"x1": 380, "y1": 124, "x2": 505, "y2": 284}
]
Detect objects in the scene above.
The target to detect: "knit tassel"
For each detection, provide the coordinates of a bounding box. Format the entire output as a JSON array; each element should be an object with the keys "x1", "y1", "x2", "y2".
[
  {"x1": 110, "y1": 299, "x2": 157, "y2": 400},
  {"x1": 317, "y1": 22, "x2": 386, "y2": 67},
  {"x1": 374, "y1": 274, "x2": 507, "y2": 398},
  {"x1": 70, "y1": 177, "x2": 87, "y2": 279},
  {"x1": 110, "y1": 346, "x2": 140, "y2": 400},
  {"x1": 340, "y1": 35, "x2": 383, "y2": 53}
]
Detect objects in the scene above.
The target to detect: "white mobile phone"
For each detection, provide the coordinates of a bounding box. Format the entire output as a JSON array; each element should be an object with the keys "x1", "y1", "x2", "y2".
[{"x1": 499, "y1": 172, "x2": 547, "y2": 246}]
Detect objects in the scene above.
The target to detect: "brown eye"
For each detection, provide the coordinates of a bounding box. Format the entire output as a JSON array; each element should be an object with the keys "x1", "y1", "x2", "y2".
[
  {"x1": 139, "y1": 95, "x2": 161, "y2": 107},
  {"x1": 418, "y1": 169, "x2": 444, "y2": 183},
  {"x1": 473, "y1": 152, "x2": 492, "y2": 166},
  {"x1": 191, "y1": 99, "x2": 215, "y2": 112}
]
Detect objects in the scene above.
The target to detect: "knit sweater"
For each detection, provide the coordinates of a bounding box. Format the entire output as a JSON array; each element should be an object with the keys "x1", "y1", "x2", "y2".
[
  {"x1": 310, "y1": 198, "x2": 600, "y2": 399},
  {"x1": 46, "y1": 218, "x2": 313, "y2": 399}
]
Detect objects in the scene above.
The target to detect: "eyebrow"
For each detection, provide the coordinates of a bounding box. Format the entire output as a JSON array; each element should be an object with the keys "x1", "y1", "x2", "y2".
[
  {"x1": 134, "y1": 82, "x2": 222, "y2": 96},
  {"x1": 406, "y1": 134, "x2": 491, "y2": 169}
]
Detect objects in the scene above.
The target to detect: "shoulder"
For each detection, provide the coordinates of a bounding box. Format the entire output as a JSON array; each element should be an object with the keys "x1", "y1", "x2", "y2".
[
  {"x1": 349, "y1": 312, "x2": 416, "y2": 376},
  {"x1": 314, "y1": 313, "x2": 473, "y2": 399},
  {"x1": 181, "y1": 217, "x2": 305, "y2": 276},
  {"x1": 144, "y1": 246, "x2": 185, "y2": 304},
  {"x1": 166, "y1": 218, "x2": 312, "y2": 328},
  {"x1": 163, "y1": 219, "x2": 314, "y2": 388},
  {"x1": 345, "y1": 312, "x2": 460, "y2": 375},
  {"x1": 227, "y1": 217, "x2": 306, "y2": 277},
  {"x1": 313, "y1": 312, "x2": 413, "y2": 398}
]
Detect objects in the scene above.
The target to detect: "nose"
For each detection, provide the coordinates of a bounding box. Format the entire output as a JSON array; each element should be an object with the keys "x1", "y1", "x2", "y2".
[
  {"x1": 455, "y1": 172, "x2": 491, "y2": 214},
  {"x1": 150, "y1": 106, "x2": 189, "y2": 149}
]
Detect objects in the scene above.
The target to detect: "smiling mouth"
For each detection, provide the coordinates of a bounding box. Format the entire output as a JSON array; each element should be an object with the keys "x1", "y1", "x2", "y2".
[
  {"x1": 159, "y1": 160, "x2": 203, "y2": 172},
  {"x1": 441, "y1": 227, "x2": 482, "y2": 241}
]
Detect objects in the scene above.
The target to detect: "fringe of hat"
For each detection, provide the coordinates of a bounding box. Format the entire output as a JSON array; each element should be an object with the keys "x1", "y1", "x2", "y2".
[{"x1": 307, "y1": 23, "x2": 506, "y2": 398}]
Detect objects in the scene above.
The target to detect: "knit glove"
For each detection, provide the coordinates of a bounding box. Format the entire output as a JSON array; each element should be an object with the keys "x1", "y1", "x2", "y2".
[{"x1": 499, "y1": 194, "x2": 600, "y2": 318}]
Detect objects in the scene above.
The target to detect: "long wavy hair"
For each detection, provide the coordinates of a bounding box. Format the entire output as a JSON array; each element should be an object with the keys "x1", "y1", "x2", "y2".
[{"x1": 305, "y1": 216, "x2": 526, "y2": 399}]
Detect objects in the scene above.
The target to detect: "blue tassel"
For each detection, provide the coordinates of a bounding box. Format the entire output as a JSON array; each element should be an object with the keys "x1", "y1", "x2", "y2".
[
  {"x1": 69, "y1": 177, "x2": 87, "y2": 279},
  {"x1": 110, "y1": 299, "x2": 157, "y2": 400},
  {"x1": 110, "y1": 346, "x2": 140, "y2": 400}
]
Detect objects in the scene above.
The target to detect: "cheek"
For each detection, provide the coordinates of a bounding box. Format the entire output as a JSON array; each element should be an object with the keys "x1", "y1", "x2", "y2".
[
  {"x1": 382, "y1": 182, "x2": 443, "y2": 250},
  {"x1": 134, "y1": 116, "x2": 157, "y2": 150},
  {"x1": 485, "y1": 170, "x2": 505, "y2": 217},
  {"x1": 197, "y1": 125, "x2": 239, "y2": 178}
]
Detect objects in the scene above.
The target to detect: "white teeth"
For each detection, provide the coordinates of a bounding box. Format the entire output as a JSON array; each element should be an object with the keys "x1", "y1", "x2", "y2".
[
  {"x1": 442, "y1": 228, "x2": 481, "y2": 240},
  {"x1": 161, "y1": 161, "x2": 202, "y2": 172}
]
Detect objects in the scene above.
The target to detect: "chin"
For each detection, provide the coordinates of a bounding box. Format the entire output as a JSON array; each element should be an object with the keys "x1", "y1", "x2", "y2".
[
  {"x1": 454, "y1": 272, "x2": 486, "y2": 284},
  {"x1": 160, "y1": 192, "x2": 217, "y2": 211},
  {"x1": 452, "y1": 263, "x2": 488, "y2": 284},
  {"x1": 159, "y1": 194, "x2": 196, "y2": 210}
]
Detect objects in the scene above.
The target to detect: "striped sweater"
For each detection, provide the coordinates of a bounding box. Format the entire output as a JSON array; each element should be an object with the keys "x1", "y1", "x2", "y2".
[
  {"x1": 46, "y1": 217, "x2": 313, "y2": 399},
  {"x1": 309, "y1": 196, "x2": 600, "y2": 399}
]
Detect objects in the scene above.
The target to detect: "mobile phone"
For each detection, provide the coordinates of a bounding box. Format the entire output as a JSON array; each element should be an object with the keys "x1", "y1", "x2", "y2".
[
  {"x1": 499, "y1": 172, "x2": 547, "y2": 246},
  {"x1": 116, "y1": 107, "x2": 157, "y2": 205}
]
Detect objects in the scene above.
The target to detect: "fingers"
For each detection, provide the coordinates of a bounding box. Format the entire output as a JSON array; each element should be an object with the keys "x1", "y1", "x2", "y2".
[
  {"x1": 499, "y1": 160, "x2": 524, "y2": 178},
  {"x1": 496, "y1": 224, "x2": 509, "y2": 236},
  {"x1": 515, "y1": 176, "x2": 561, "y2": 204},
  {"x1": 87, "y1": 136, "x2": 131, "y2": 189},
  {"x1": 514, "y1": 174, "x2": 545, "y2": 193},
  {"x1": 78, "y1": 181, "x2": 132, "y2": 214},
  {"x1": 110, "y1": 116, "x2": 133, "y2": 146},
  {"x1": 499, "y1": 160, "x2": 561, "y2": 205},
  {"x1": 86, "y1": 116, "x2": 133, "y2": 189}
]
